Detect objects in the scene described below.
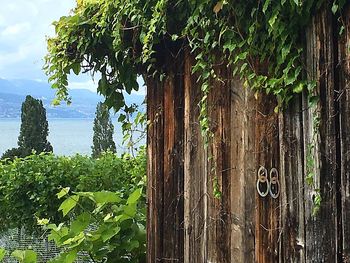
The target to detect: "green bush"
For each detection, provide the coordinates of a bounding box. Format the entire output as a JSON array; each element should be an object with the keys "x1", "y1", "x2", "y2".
[{"x1": 0, "y1": 150, "x2": 146, "y2": 233}]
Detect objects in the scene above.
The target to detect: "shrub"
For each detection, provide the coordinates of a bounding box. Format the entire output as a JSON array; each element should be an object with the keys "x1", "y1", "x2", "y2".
[{"x1": 0, "y1": 150, "x2": 146, "y2": 233}]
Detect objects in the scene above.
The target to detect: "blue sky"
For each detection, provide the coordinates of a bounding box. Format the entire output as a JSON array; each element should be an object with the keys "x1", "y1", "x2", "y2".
[
  {"x1": 0, "y1": 0, "x2": 99, "y2": 91},
  {"x1": 0, "y1": 0, "x2": 145, "y2": 94}
]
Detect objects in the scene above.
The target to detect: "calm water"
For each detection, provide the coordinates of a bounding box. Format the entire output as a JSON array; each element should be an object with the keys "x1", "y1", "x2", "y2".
[{"x1": 0, "y1": 119, "x2": 125, "y2": 156}]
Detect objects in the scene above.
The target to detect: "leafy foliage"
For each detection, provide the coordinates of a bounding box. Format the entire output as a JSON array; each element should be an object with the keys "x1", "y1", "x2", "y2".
[
  {"x1": 0, "y1": 187, "x2": 146, "y2": 263},
  {"x1": 44, "y1": 1, "x2": 347, "y2": 200},
  {"x1": 92, "y1": 102, "x2": 117, "y2": 158},
  {"x1": 0, "y1": 150, "x2": 146, "y2": 233},
  {"x1": 45, "y1": 0, "x2": 346, "y2": 111},
  {"x1": 39, "y1": 187, "x2": 146, "y2": 263},
  {"x1": 0, "y1": 248, "x2": 5, "y2": 261}
]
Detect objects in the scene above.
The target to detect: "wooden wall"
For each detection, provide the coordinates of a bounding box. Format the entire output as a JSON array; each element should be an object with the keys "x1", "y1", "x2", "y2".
[{"x1": 146, "y1": 5, "x2": 350, "y2": 262}]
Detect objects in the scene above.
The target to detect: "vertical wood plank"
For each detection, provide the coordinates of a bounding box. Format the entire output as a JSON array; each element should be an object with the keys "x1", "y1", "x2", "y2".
[
  {"x1": 162, "y1": 69, "x2": 185, "y2": 262},
  {"x1": 206, "y1": 67, "x2": 231, "y2": 263},
  {"x1": 184, "y1": 51, "x2": 208, "y2": 263},
  {"x1": 146, "y1": 53, "x2": 185, "y2": 262},
  {"x1": 279, "y1": 96, "x2": 306, "y2": 263},
  {"x1": 338, "y1": 5, "x2": 350, "y2": 262},
  {"x1": 304, "y1": 7, "x2": 339, "y2": 262},
  {"x1": 254, "y1": 95, "x2": 280, "y2": 263},
  {"x1": 229, "y1": 77, "x2": 256, "y2": 262},
  {"x1": 147, "y1": 78, "x2": 164, "y2": 262}
]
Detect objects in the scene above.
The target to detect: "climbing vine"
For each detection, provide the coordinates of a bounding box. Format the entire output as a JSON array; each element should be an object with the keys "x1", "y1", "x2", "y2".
[
  {"x1": 45, "y1": 0, "x2": 345, "y2": 109},
  {"x1": 45, "y1": 0, "x2": 347, "y2": 201}
]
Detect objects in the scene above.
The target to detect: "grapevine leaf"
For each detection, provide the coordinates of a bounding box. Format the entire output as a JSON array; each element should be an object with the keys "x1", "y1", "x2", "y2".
[
  {"x1": 127, "y1": 188, "x2": 142, "y2": 205},
  {"x1": 58, "y1": 195, "x2": 79, "y2": 217}
]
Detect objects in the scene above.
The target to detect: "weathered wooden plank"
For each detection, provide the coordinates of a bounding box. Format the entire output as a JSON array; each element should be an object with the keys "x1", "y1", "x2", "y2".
[
  {"x1": 147, "y1": 78, "x2": 165, "y2": 262},
  {"x1": 183, "y1": 51, "x2": 208, "y2": 263},
  {"x1": 206, "y1": 67, "x2": 231, "y2": 263},
  {"x1": 338, "y1": 5, "x2": 350, "y2": 262},
  {"x1": 229, "y1": 76, "x2": 256, "y2": 262},
  {"x1": 162, "y1": 68, "x2": 185, "y2": 262},
  {"x1": 304, "y1": 7, "x2": 339, "y2": 262},
  {"x1": 279, "y1": 96, "x2": 305, "y2": 263},
  {"x1": 242, "y1": 86, "x2": 257, "y2": 262},
  {"x1": 146, "y1": 53, "x2": 185, "y2": 262},
  {"x1": 183, "y1": 57, "x2": 258, "y2": 262},
  {"x1": 254, "y1": 94, "x2": 280, "y2": 263}
]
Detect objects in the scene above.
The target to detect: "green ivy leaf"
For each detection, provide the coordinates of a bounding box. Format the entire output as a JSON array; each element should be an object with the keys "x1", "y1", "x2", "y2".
[
  {"x1": 331, "y1": 3, "x2": 338, "y2": 14},
  {"x1": 37, "y1": 218, "x2": 50, "y2": 226},
  {"x1": 124, "y1": 203, "x2": 137, "y2": 217},
  {"x1": 263, "y1": 0, "x2": 271, "y2": 13},
  {"x1": 71, "y1": 63, "x2": 81, "y2": 75},
  {"x1": 49, "y1": 250, "x2": 77, "y2": 263},
  {"x1": 293, "y1": 82, "x2": 304, "y2": 93},
  {"x1": 70, "y1": 213, "x2": 91, "y2": 234}
]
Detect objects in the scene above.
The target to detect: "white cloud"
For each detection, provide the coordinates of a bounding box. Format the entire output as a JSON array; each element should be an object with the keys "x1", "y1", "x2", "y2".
[
  {"x1": 0, "y1": 0, "x2": 148, "y2": 93},
  {"x1": 68, "y1": 79, "x2": 97, "y2": 92},
  {"x1": 0, "y1": 0, "x2": 76, "y2": 80},
  {"x1": 1, "y1": 23, "x2": 31, "y2": 36}
]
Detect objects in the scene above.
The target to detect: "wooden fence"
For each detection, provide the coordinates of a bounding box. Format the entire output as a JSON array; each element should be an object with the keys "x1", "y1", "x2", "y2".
[{"x1": 146, "y1": 6, "x2": 350, "y2": 262}]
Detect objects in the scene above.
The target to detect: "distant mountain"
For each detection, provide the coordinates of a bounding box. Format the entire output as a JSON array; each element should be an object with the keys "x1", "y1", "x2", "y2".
[{"x1": 0, "y1": 78, "x2": 145, "y2": 118}]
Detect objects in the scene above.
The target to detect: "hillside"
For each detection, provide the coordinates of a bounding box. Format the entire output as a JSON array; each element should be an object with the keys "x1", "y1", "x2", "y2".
[{"x1": 0, "y1": 78, "x2": 145, "y2": 118}]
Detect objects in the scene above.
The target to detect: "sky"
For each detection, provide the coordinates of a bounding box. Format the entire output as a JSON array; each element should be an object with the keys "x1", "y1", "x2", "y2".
[
  {"x1": 0, "y1": 0, "x2": 103, "y2": 92},
  {"x1": 0, "y1": 0, "x2": 145, "y2": 94}
]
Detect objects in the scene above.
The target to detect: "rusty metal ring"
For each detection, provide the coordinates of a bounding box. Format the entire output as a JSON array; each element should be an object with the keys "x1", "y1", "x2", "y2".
[
  {"x1": 269, "y1": 168, "x2": 280, "y2": 199},
  {"x1": 257, "y1": 166, "x2": 269, "y2": 197}
]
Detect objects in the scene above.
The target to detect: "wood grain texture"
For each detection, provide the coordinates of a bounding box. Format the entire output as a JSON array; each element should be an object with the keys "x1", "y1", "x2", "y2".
[
  {"x1": 305, "y1": 7, "x2": 339, "y2": 262},
  {"x1": 279, "y1": 96, "x2": 305, "y2": 263},
  {"x1": 338, "y1": 4, "x2": 350, "y2": 262},
  {"x1": 146, "y1": 6, "x2": 350, "y2": 261}
]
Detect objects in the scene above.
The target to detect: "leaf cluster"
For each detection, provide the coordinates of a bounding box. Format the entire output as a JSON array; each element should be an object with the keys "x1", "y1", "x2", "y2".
[
  {"x1": 45, "y1": 0, "x2": 346, "y2": 112},
  {"x1": 0, "y1": 187, "x2": 146, "y2": 263},
  {"x1": 42, "y1": 187, "x2": 146, "y2": 263}
]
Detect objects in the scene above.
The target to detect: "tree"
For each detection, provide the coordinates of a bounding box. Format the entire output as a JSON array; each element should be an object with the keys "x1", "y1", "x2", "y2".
[
  {"x1": 0, "y1": 147, "x2": 30, "y2": 161},
  {"x1": 18, "y1": 95, "x2": 53, "y2": 154},
  {"x1": 91, "y1": 102, "x2": 116, "y2": 158}
]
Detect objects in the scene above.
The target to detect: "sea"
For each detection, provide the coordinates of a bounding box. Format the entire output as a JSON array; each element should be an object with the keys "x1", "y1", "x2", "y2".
[{"x1": 0, "y1": 118, "x2": 127, "y2": 156}]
